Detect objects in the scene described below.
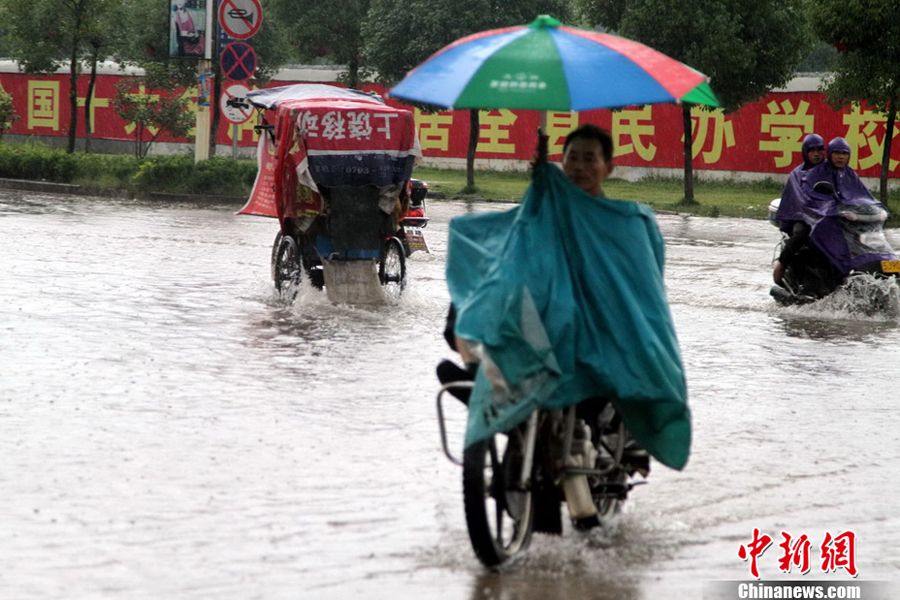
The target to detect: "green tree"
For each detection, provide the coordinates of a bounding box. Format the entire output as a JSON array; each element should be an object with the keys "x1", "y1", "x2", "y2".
[
  {"x1": 268, "y1": 0, "x2": 371, "y2": 87},
  {"x1": 1, "y1": 0, "x2": 123, "y2": 153},
  {"x1": 810, "y1": 0, "x2": 899, "y2": 204},
  {"x1": 113, "y1": 0, "x2": 210, "y2": 156},
  {"x1": 113, "y1": 80, "x2": 193, "y2": 158},
  {"x1": 113, "y1": 0, "x2": 197, "y2": 89},
  {"x1": 0, "y1": 88, "x2": 19, "y2": 139},
  {"x1": 573, "y1": 0, "x2": 625, "y2": 28},
  {"x1": 796, "y1": 41, "x2": 838, "y2": 73},
  {"x1": 82, "y1": 0, "x2": 127, "y2": 152},
  {"x1": 114, "y1": 0, "x2": 290, "y2": 157},
  {"x1": 364, "y1": 1, "x2": 571, "y2": 84},
  {"x1": 363, "y1": 0, "x2": 572, "y2": 190},
  {"x1": 580, "y1": 0, "x2": 813, "y2": 203}
]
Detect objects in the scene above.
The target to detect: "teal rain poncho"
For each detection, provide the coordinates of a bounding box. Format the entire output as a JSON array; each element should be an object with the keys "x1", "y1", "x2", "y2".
[{"x1": 446, "y1": 163, "x2": 691, "y2": 470}]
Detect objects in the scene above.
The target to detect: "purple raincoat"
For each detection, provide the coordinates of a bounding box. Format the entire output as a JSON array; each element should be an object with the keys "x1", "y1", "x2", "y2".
[
  {"x1": 775, "y1": 133, "x2": 825, "y2": 233},
  {"x1": 799, "y1": 138, "x2": 896, "y2": 275}
]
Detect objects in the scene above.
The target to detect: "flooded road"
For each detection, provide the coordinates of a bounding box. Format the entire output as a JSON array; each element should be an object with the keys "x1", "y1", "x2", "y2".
[{"x1": 1, "y1": 190, "x2": 898, "y2": 599}]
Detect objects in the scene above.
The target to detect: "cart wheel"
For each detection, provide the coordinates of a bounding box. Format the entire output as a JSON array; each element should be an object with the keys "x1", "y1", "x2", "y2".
[
  {"x1": 271, "y1": 232, "x2": 284, "y2": 271},
  {"x1": 463, "y1": 431, "x2": 534, "y2": 567},
  {"x1": 272, "y1": 233, "x2": 302, "y2": 299},
  {"x1": 378, "y1": 237, "x2": 406, "y2": 297}
]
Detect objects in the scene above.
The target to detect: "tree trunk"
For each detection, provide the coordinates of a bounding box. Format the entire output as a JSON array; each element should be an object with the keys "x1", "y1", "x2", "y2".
[
  {"x1": 466, "y1": 109, "x2": 479, "y2": 192},
  {"x1": 880, "y1": 97, "x2": 896, "y2": 206},
  {"x1": 682, "y1": 104, "x2": 695, "y2": 204},
  {"x1": 347, "y1": 53, "x2": 359, "y2": 89},
  {"x1": 67, "y1": 50, "x2": 80, "y2": 154},
  {"x1": 144, "y1": 130, "x2": 162, "y2": 160},
  {"x1": 84, "y1": 48, "x2": 99, "y2": 153},
  {"x1": 66, "y1": 0, "x2": 85, "y2": 154}
]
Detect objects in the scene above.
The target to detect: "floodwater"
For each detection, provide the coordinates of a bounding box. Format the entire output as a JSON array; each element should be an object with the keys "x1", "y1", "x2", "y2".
[{"x1": 1, "y1": 190, "x2": 898, "y2": 600}]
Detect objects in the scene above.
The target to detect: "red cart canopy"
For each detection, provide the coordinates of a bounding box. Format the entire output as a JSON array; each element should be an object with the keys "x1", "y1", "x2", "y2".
[{"x1": 239, "y1": 85, "x2": 421, "y2": 220}]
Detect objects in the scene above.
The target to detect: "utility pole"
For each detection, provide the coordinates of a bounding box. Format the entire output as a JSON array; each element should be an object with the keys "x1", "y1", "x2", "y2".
[{"x1": 194, "y1": 0, "x2": 215, "y2": 162}]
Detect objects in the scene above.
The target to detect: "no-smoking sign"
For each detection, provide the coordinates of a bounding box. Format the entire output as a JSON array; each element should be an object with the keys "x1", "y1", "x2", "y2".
[
  {"x1": 220, "y1": 83, "x2": 254, "y2": 124},
  {"x1": 218, "y1": 0, "x2": 262, "y2": 40}
]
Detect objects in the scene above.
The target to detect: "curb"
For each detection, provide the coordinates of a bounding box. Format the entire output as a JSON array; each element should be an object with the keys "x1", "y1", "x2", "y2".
[
  {"x1": 0, "y1": 178, "x2": 82, "y2": 194},
  {"x1": 0, "y1": 177, "x2": 247, "y2": 203},
  {"x1": 0, "y1": 177, "x2": 460, "y2": 205}
]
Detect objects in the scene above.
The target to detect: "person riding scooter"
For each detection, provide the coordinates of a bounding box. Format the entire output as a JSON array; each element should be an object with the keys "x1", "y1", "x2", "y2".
[
  {"x1": 800, "y1": 137, "x2": 896, "y2": 276},
  {"x1": 770, "y1": 134, "x2": 841, "y2": 298},
  {"x1": 770, "y1": 136, "x2": 898, "y2": 304}
]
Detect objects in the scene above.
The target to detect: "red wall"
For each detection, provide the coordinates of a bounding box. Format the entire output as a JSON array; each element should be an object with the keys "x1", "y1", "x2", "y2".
[{"x1": 3, "y1": 71, "x2": 898, "y2": 177}]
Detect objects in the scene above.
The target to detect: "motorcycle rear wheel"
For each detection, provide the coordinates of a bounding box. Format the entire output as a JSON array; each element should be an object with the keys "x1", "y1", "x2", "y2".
[{"x1": 462, "y1": 431, "x2": 534, "y2": 567}]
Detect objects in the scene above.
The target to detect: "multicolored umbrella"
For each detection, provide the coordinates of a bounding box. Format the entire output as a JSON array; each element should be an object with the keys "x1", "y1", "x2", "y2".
[{"x1": 389, "y1": 15, "x2": 718, "y2": 111}]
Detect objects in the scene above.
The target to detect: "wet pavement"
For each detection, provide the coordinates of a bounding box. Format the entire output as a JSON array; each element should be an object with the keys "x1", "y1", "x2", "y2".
[{"x1": 1, "y1": 190, "x2": 898, "y2": 599}]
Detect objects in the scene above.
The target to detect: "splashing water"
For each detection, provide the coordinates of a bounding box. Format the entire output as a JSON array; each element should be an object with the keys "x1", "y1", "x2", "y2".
[{"x1": 809, "y1": 273, "x2": 900, "y2": 320}]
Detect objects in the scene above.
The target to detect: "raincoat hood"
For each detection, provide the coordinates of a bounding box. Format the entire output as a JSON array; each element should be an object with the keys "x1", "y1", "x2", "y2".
[
  {"x1": 801, "y1": 133, "x2": 825, "y2": 169},
  {"x1": 827, "y1": 136, "x2": 851, "y2": 157}
]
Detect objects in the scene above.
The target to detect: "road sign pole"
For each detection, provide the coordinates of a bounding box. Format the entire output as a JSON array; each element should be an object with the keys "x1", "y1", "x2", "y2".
[
  {"x1": 232, "y1": 123, "x2": 238, "y2": 158},
  {"x1": 205, "y1": 0, "x2": 214, "y2": 60},
  {"x1": 195, "y1": 0, "x2": 215, "y2": 162}
]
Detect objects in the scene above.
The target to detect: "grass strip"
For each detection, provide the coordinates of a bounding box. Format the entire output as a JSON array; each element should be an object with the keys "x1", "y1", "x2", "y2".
[{"x1": 412, "y1": 166, "x2": 900, "y2": 225}]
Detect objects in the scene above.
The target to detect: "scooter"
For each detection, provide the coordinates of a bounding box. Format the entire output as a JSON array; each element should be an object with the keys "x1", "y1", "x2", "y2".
[
  {"x1": 768, "y1": 181, "x2": 900, "y2": 308},
  {"x1": 398, "y1": 178, "x2": 430, "y2": 257}
]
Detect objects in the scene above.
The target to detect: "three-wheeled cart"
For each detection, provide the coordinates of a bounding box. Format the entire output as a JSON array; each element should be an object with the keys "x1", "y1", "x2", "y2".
[{"x1": 237, "y1": 84, "x2": 428, "y2": 304}]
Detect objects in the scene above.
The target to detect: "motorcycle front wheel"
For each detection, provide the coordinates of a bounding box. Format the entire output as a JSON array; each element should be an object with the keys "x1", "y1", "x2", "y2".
[{"x1": 462, "y1": 431, "x2": 534, "y2": 567}]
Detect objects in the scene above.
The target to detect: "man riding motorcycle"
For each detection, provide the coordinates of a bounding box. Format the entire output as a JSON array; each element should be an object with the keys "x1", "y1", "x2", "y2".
[{"x1": 438, "y1": 125, "x2": 689, "y2": 532}]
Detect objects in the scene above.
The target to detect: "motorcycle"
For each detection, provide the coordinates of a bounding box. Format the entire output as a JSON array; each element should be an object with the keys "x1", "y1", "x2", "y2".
[
  {"x1": 397, "y1": 178, "x2": 430, "y2": 257},
  {"x1": 433, "y1": 155, "x2": 687, "y2": 568},
  {"x1": 436, "y1": 373, "x2": 648, "y2": 567},
  {"x1": 768, "y1": 181, "x2": 900, "y2": 309}
]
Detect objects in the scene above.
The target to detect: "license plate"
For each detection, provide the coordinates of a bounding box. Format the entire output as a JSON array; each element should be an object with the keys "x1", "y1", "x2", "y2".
[
  {"x1": 403, "y1": 226, "x2": 429, "y2": 253},
  {"x1": 881, "y1": 259, "x2": 900, "y2": 273}
]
